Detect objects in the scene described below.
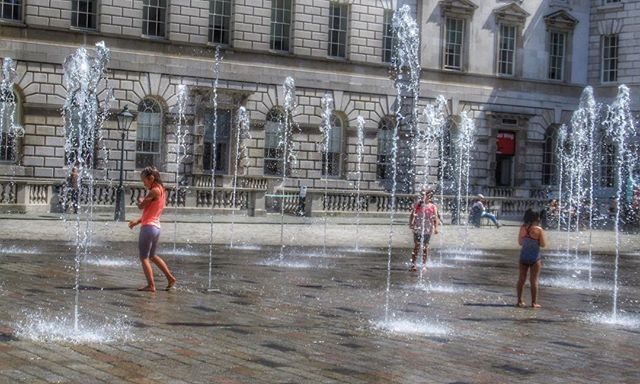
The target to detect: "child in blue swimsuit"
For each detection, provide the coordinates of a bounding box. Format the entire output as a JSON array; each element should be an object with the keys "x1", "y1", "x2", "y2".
[{"x1": 516, "y1": 209, "x2": 547, "y2": 308}]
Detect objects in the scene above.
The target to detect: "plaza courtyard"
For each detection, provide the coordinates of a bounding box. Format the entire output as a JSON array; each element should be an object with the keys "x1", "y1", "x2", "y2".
[{"x1": 0, "y1": 216, "x2": 639, "y2": 383}]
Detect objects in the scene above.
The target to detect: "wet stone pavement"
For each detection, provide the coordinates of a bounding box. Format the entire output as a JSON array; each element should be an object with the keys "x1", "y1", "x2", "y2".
[{"x1": 0, "y1": 239, "x2": 639, "y2": 383}]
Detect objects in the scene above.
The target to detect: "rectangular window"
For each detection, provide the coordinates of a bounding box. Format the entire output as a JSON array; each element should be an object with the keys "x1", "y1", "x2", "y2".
[
  {"x1": 497, "y1": 24, "x2": 516, "y2": 76},
  {"x1": 135, "y1": 111, "x2": 162, "y2": 169},
  {"x1": 444, "y1": 17, "x2": 464, "y2": 71},
  {"x1": 602, "y1": 34, "x2": 618, "y2": 83},
  {"x1": 209, "y1": 0, "x2": 231, "y2": 45},
  {"x1": 143, "y1": 0, "x2": 166, "y2": 38},
  {"x1": 322, "y1": 124, "x2": 342, "y2": 177},
  {"x1": 328, "y1": 2, "x2": 348, "y2": 58},
  {"x1": 604, "y1": 0, "x2": 621, "y2": 4},
  {"x1": 0, "y1": 0, "x2": 21, "y2": 21},
  {"x1": 204, "y1": 109, "x2": 231, "y2": 173},
  {"x1": 270, "y1": 0, "x2": 292, "y2": 52},
  {"x1": 548, "y1": 31, "x2": 566, "y2": 81},
  {"x1": 382, "y1": 9, "x2": 394, "y2": 63},
  {"x1": 71, "y1": 0, "x2": 97, "y2": 29},
  {"x1": 0, "y1": 132, "x2": 16, "y2": 162}
]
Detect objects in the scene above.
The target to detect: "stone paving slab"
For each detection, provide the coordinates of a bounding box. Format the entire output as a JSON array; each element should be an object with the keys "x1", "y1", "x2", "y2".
[{"x1": 0, "y1": 230, "x2": 639, "y2": 383}]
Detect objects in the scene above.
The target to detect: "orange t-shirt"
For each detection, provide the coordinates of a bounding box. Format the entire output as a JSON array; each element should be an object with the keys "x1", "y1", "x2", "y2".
[{"x1": 140, "y1": 185, "x2": 165, "y2": 228}]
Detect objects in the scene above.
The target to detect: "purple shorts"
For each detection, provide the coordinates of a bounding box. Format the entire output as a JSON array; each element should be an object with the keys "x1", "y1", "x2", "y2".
[{"x1": 139, "y1": 225, "x2": 161, "y2": 258}]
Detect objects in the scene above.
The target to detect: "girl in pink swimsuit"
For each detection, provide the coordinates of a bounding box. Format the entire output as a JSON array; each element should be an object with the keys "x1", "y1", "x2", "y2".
[{"x1": 128, "y1": 166, "x2": 177, "y2": 292}]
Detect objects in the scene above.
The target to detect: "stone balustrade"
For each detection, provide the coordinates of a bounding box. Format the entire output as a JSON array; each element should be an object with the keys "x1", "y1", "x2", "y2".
[{"x1": 0, "y1": 177, "x2": 551, "y2": 220}]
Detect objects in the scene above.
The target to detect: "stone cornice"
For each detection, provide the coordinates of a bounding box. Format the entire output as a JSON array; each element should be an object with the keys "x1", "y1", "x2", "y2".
[
  {"x1": 439, "y1": 0, "x2": 478, "y2": 18},
  {"x1": 494, "y1": 3, "x2": 530, "y2": 25},
  {"x1": 544, "y1": 10, "x2": 578, "y2": 31}
]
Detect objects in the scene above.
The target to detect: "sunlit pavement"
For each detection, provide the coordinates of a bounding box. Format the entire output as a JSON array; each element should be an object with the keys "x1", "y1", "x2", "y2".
[{"x1": 0, "y1": 216, "x2": 639, "y2": 383}]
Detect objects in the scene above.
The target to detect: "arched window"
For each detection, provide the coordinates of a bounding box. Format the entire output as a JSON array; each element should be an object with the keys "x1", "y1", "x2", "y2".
[
  {"x1": 264, "y1": 107, "x2": 285, "y2": 176},
  {"x1": 322, "y1": 113, "x2": 343, "y2": 177},
  {"x1": 542, "y1": 126, "x2": 557, "y2": 185},
  {"x1": 136, "y1": 98, "x2": 163, "y2": 169},
  {"x1": 376, "y1": 116, "x2": 395, "y2": 180},
  {"x1": 0, "y1": 88, "x2": 20, "y2": 162}
]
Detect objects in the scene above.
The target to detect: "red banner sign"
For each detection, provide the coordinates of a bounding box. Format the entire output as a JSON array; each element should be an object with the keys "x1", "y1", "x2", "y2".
[{"x1": 496, "y1": 131, "x2": 515, "y2": 155}]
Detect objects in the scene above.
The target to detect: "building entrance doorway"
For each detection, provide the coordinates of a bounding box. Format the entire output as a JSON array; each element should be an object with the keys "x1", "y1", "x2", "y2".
[{"x1": 495, "y1": 131, "x2": 515, "y2": 186}]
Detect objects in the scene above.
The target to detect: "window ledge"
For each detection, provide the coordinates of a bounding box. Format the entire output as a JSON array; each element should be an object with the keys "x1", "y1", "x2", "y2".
[
  {"x1": 0, "y1": 19, "x2": 26, "y2": 27},
  {"x1": 69, "y1": 26, "x2": 100, "y2": 35},
  {"x1": 268, "y1": 49, "x2": 294, "y2": 56},
  {"x1": 141, "y1": 35, "x2": 169, "y2": 43},
  {"x1": 595, "y1": 3, "x2": 624, "y2": 13}
]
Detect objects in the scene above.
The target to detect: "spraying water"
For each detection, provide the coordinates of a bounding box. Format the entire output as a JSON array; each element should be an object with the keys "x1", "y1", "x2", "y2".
[
  {"x1": 172, "y1": 84, "x2": 190, "y2": 252},
  {"x1": 384, "y1": 5, "x2": 420, "y2": 322},
  {"x1": 278, "y1": 77, "x2": 298, "y2": 260},
  {"x1": 354, "y1": 116, "x2": 365, "y2": 251},
  {"x1": 319, "y1": 93, "x2": 334, "y2": 256},
  {"x1": 565, "y1": 87, "x2": 597, "y2": 278},
  {"x1": 455, "y1": 111, "x2": 476, "y2": 248},
  {"x1": 422, "y1": 96, "x2": 448, "y2": 263},
  {"x1": 556, "y1": 124, "x2": 568, "y2": 234},
  {"x1": 229, "y1": 106, "x2": 251, "y2": 248},
  {"x1": 603, "y1": 85, "x2": 636, "y2": 321},
  {"x1": 207, "y1": 46, "x2": 222, "y2": 291},
  {"x1": 62, "y1": 42, "x2": 111, "y2": 330}
]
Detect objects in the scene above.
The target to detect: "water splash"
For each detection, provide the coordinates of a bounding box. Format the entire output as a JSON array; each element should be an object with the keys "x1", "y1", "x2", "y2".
[
  {"x1": 320, "y1": 93, "x2": 334, "y2": 256},
  {"x1": 62, "y1": 42, "x2": 112, "y2": 331},
  {"x1": 16, "y1": 311, "x2": 134, "y2": 344},
  {"x1": 372, "y1": 319, "x2": 449, "y2": 337},
  {"x1": 229, "y1": 106, "x2": 251, "y2": 248}
]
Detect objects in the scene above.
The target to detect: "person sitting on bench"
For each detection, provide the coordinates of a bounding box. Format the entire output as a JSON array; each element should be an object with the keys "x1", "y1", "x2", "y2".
[{"x1": 470, "y1": 194, "x2": 501, "y2": 228}]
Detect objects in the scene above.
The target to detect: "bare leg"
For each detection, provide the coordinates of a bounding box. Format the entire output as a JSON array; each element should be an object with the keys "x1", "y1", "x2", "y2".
[
  {"x1": 421, "y1": 245, "x2": 429, "y2": 271},
  {"x1": 150, "y1": 255, "x2": 177, "y2": 288},
  {"x1": 516, "y1": 263, "x2": 528, "y2": 307},
  {"x1": 530, "y1": 260, "x2": 542, "y2": 308},
  {"x1": 410, "y1": 241, "x2": 419, "y2": 271},
  {"x1": 139, "y1": 257, "x2": 156, "y2": 292}
]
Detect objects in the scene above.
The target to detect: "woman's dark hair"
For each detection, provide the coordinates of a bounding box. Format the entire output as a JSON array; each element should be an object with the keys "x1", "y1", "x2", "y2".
[
  {"x1": 523, "y1": 208, "x2": 540, "y2": 225},
  {"x1": 141, "y1": 166, "x2": 163, "y2": 188}
]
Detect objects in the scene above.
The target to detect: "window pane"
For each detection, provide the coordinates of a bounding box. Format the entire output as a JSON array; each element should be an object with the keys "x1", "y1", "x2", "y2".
[
  {"x1": 270, "y1": 0, "x2": 291, "y2": 51},
  {"x1": 328, "y1": 3, "x2": 348, "y2": 58}
]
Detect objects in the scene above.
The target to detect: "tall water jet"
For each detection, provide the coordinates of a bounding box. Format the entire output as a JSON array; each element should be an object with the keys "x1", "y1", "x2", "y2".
[
  {"x1": 173, "y1": 84, "x2": 190, "y2": 252},
  {"x1": 278, "y1": 77, "x2": 298, "y2": 259},
  {"x1": 603, "y1": 85, "x2": 636, "y2": 321},
  {"x1": 229, "y1": 106, "x2": 251, "y2": 248},
  {"x1": 422, "y1": 96, "x2": 448, "y2": 261},
  {"x1": 556, "y1": 124, "x2": 568, "y2": 234},
  {"x1": 207, "y1": 46, "x2": 222, "y2": 291},
  {"x1": 319, "y1": 93, "x2": 334, "y2": 256},
  {"x1": 566, "y1": 87, "x2": 597, "y2": 278},
  {"x1": 455, "y1": 111, "x2": 476, "y2": 239},
  {"x1": 62, "y1": 42, "x2": 111, "y2": 330},
  {"x1": 385, "y1": 5, "x2": 420, "y2": 322},
  {"x1": 354, "y1": 115, "x2": 365, "y2": 251}
]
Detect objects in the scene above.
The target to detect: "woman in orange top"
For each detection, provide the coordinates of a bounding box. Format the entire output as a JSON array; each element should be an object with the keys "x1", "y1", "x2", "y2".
[{"x1": 128, "y1": 166, "x2": 176, "y2": 292}]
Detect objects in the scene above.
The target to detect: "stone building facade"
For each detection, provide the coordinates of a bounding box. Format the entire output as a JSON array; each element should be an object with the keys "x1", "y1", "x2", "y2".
[{"x1": 0, "y1": 0, "x2": 638, "y2": 207}]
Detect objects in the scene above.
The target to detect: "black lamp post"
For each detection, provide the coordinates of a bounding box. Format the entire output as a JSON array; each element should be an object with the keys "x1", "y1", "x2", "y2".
[{"x1": 114, "y1": 105, "x2": 135, "y2": 221}]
